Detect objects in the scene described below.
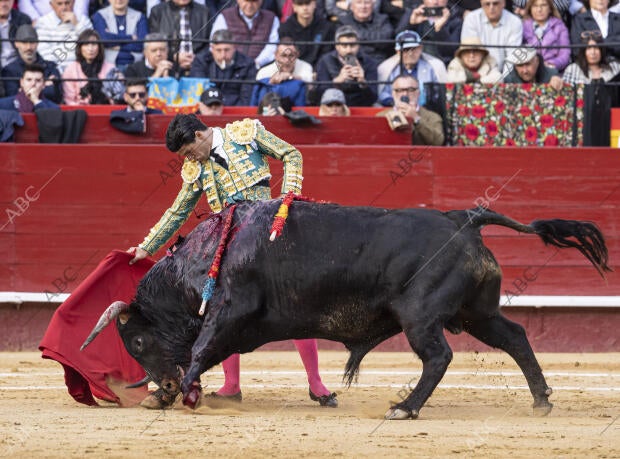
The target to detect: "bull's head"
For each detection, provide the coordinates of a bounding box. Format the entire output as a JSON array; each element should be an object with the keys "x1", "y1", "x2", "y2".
[{"x1": 81, "y1": 301, "x2": 184, "y2": 397}]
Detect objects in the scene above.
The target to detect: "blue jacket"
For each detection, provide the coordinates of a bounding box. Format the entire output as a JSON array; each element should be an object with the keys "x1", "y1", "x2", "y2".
[{"x1": 251, "y1": 78, "x2": 307, "y2": 107}]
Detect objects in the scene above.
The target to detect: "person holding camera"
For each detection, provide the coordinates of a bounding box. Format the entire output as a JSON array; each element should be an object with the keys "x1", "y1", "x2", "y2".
[
  {"x1": 315, "y1": 25, "x2": 378, "y2": 106},
  {"x1": 395, "y1": 0, "x2": 463, "y2": 65},
  {"x1": 62, "y1": 29, "x2": 121, "y2": 105},
  {"x1": 376, "y1": 74, "x2": 444, "y2": 145}
]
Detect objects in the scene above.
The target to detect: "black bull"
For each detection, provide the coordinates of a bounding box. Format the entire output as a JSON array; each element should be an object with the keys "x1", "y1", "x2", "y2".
[{"x1": 82, "y1": 200, "x2": 610, "y2": 419}]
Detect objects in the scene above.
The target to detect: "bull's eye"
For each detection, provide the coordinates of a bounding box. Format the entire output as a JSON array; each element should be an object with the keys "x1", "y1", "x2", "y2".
[{"x1": 132, "y1": 336, "x2": 144, "y2": 354}]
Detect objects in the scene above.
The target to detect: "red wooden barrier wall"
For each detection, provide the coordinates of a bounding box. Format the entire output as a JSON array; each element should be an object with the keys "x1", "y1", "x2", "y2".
[
  {"x1": 13, "y1": 113, "x2": 409, "y2": 145},
  {"x1": 2, "y1": 144, "x2": 619, "y2": 351}
]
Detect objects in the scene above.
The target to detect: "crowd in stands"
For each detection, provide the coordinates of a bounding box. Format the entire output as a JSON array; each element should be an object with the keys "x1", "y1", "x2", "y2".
[{"x1": 1, "y1": 0, "x2": 620, "y2": 143}]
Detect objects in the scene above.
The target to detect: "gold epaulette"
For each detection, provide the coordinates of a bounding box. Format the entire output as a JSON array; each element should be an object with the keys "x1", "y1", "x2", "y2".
[
  {"x1": 225, "y1": 118, "x2": 262, "y2": 145},
  {"x1": 181, "y1": 159, "x2": 202, "y2": 191}
]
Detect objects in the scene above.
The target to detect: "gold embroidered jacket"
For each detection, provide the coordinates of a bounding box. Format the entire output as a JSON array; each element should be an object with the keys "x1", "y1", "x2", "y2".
[{"x1": 139, "y1": 119, "x2": 303, "y2": 254}]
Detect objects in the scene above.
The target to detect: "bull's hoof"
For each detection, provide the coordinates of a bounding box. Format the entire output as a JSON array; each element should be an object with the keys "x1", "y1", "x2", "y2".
[
  {"x1": 182, "y1": 382, "x2": 202, "y2": 410},
  {"x1": 384, "y1": 407, "x2": 419, "y2": 420},
  {"x1": 309, "y1": 389, "x2": 338, "y2": 408},
  {"x1": 533, "y1": 401, "x2": 553, "y2": 417},
  {"x1": 139, "y1": 388, "x2": 177, "y2": 410}
]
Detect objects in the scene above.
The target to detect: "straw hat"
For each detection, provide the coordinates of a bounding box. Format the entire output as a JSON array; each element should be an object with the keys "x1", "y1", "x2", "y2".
[{"x1": 455, "y1": 37, "x2": 489, "y2": 59}]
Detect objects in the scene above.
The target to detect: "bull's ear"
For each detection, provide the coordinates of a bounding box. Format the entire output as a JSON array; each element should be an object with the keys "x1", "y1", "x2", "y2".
[{"x1": 119, "y1": 312, "x2": 130, "y2": 325}]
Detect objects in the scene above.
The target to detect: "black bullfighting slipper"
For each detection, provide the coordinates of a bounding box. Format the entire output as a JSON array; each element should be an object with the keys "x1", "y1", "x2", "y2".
[
  {"x1": 205, "y1": 391, "x2": 243, "y2": 402},
  {"x1": 309, "y1": 388, "x2": 338, "y2": 408}
]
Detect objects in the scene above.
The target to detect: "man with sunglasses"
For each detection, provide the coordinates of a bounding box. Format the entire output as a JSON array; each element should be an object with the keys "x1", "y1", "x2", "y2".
[
  {"x1": 127, "y1": 114, "x2": 337, "y2": 409},
  {"x1": 122, "y1": 79, "x2": 162, "y2": 113},
  {"x1": 460, "y1": 0, "x2": 522, "y2": 70}
]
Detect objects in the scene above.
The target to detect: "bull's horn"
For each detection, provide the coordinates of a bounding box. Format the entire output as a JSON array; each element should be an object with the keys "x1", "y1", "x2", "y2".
[
  {"x1": 80, "y1": 301, "x2": 130, "y2": 351},
  {"x1": 125, "y1": 375, "x2": 152, "y2": 389}
]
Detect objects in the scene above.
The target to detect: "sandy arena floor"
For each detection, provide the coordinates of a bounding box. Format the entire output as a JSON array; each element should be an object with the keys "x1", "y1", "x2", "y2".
[{"x1": 0, "y1": 351, "x2": 619, "y2": 458}]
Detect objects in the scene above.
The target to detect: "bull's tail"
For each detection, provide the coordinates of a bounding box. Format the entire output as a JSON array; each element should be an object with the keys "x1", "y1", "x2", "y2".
[{"x1": 453, "y1": 207, "x2": 611, "y2": 277}]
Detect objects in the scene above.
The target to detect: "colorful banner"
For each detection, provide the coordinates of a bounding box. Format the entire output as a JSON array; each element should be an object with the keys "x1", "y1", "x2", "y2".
[
  {"x1": 147, "y1": 77, "x2": 212, "y2": 114},
  {"x1": 445, "y1": 83, "x2": 584, "y2": 147}
]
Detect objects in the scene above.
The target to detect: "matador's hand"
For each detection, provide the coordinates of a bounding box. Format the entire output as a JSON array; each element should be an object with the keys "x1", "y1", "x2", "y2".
[{"x1": 128, "y1": 246, "x2": 149, "y2": 265}]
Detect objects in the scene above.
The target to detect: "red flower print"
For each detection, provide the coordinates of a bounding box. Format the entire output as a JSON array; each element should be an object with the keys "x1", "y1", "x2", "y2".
[
  {"x1": 576, "y1": 98, "x2": 584, "y2": 108},
  {"x1": 555, "y1": 95, "x2": 566, "y2": 107},
  {"x1": 457, "y1": 105, "x2": 469, "y2": 117},
  {"x1": 505, "y1": 138, "x2": 516, "y2": 146},
  {"x1": 463, "y1": 85, "x2": 474, "y2": 96},
  {"x1": 525, "y1": 125, "x2": 538, "y2": 143},
  {"x1": 486, "y1": 120, "x2": 498, "y2": 137},
  {"x1": 522, "y1": 83, "x2": 532, "y2": 92},
  {"x1": 472, "y1": 105, "x2": 486, "y2": 118},
  {"x1": 544, "y1": 135, "x2": 559, "y2": 146},
  {"x1": 540, "y1": 114, "x2": 554, "y2": 129},
  {"x1": 520, "y1": 105, "x2": 532, "y2": 117},
  {"x1": 494, "y1": 101, "x2": 505, "y2": 114},
  {"x1": 465, "y1": 124, "x2": 479, "y2": 140},
  {"x1": 446, "y1": 83, "x2": 455, "y2": 91}
]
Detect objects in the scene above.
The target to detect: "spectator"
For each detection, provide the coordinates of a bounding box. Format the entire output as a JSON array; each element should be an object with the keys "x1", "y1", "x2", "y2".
[
  {"x1": 522, "y1": 0, "x2": 570, "y2": 71},
  {"x1": 197, "y1": 86, "x2": 224, "y2": 115},
  {"x1": 512, "y1": 0, "x2": 571, "y2": 19},
  {"x1": 325, "y1": 0, "x2": 379, "y2": 22},
  {"x1": 252, "y1": 39, "x2": 312, "y2": 106},
  {"x1": 257, "y1": 90, "x2": 286, "y2": 115},
  {"x1": 504, "y1": 46, "x2": 564, "y2": 89},
  {"x1": 338, "y1": 0, "x2": 394, "y2": 63},
  {"x1": 376, "y1": 74, "x2": 444, "y2": 145},
  {"x1": 570, "y1": 0, "x2": 620, "y2": 59},
  {"x1": 0, "y1": 0, "x2": 31, "y2": 69},
  {"x1": 315, "y1": 25, "x2": 378, "y2": 106},
  {"x1": 446, "y1": 37, "x2": 502, "y2": 82},
  {"x1": 62, "y1": 29, "x2": 118, "y2": 104},
  {"x1": 122, "y1": 78, "x2": 162, "y2": 113},
  {"x1": 460, "y1": 0, "x2": 523, "y2": 70},
  {"x1": 0, "y1": 62, "x2": 59, "y2": 111},
  {"x1": 563, "y1": 33, "x2": 620, "y2": 82},
  {"x1": 211, "y1": 0, "x2": 280, "y2": 69},
  {"x1": 1, "y1": 24, "x2": 62, "y2": 103},
  {"x1": 395, "y1": 0, "x2": 463, "y2": 66},
  {"x1": 35, "y1": 0, "x2": 93, "y2": 73},
  {"x1": 148, "y1": 0, "x2": 211, "y2": 72},
  {"x1": 278, "y1": 0, "x2": 335, "y2": 67},
  {"x1": 91, "y1": 0, "x2": 148, "y2": 70},
  {"x1": 377, "y1": 30, "x2": 446, "y2": 107},
  {"x1": 189, "y1": 29, "x2": 256, "y2": 106},
  {"x1": 18, "y1": 0, "x2": 89, "y2": 22},
  {"x1": 318, "y1": 87, "x2": 350, "y2": 115},
  {"x1": 124, "y1": 33, "x2": 176, "y2": 79}
]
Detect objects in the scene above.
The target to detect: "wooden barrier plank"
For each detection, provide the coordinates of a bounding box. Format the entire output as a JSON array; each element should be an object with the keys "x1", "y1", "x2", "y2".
[
  {"x1": 13, "y1": 114, "x2": 411, "y2": 146},
  {"x1": 2, "y1": 145, "x2": 620, "y2": 294}
]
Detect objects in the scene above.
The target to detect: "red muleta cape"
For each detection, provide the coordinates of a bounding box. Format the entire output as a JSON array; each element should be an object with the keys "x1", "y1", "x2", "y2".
[{"x1": 39, "y1": 250, "x2": 154, "y2": 406}]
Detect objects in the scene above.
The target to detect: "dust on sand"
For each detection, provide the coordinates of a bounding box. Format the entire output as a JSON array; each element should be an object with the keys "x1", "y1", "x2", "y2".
[{"x1": 1, "y1": 351, "x2": 619, "y2": 458}]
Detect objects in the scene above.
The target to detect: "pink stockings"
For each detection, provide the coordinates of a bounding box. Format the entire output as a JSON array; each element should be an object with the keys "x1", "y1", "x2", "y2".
[{"x1": 216, "y1": 338, "x2": 331, "y2": 397}]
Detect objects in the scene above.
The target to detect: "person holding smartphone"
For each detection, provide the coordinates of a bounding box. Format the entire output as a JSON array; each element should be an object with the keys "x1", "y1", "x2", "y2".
[
  {"x1": 315, "y1": 25, "x2": 378, "y2": 106},
  {"x1": 376, "y1": 74, "x2": 444, "y2": 145},
  {"x1": 395, "y1": 0, "x2": 463, "y2": 65}
]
